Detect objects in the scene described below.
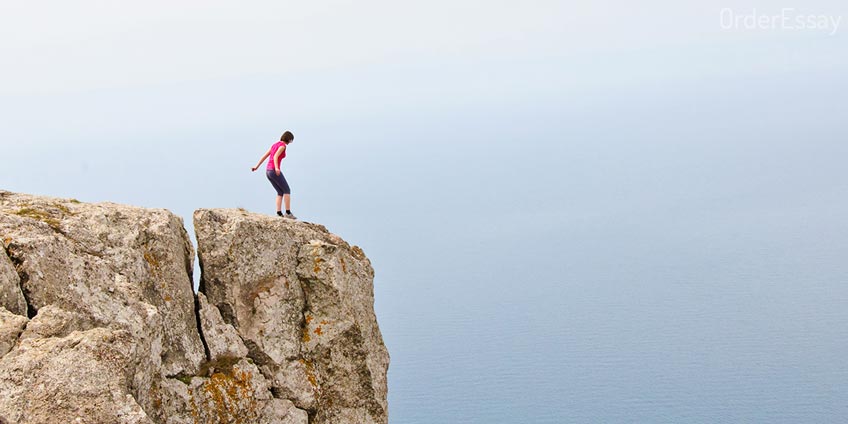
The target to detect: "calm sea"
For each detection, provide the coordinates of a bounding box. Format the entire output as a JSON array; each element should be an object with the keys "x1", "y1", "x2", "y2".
[{"x1": 369, "y1": 76, "x2": 848, "y2": 423}]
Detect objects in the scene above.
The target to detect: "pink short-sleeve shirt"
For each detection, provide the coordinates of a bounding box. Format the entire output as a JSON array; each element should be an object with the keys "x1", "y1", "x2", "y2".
[{"x1": 266, "y1": 142, "x2": 287, "y2": 170}]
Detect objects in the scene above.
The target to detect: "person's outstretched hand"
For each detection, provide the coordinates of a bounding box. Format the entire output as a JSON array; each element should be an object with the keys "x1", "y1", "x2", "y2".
[{"x1": 251, "y1": 166, "x2": 258, "y2": 172}]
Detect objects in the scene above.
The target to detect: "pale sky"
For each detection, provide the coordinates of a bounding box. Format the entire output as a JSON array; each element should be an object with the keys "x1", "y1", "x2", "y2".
[{"x1": 3, "y1": 1, "x2": 845, "y2": 95}]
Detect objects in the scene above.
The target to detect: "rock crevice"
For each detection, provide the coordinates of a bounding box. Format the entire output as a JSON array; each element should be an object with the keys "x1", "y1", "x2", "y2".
[
  {"x1": 192, "y1": 293, "x2": 212, "y2": 364},
  {"x1": 1, "y1": 242, "x2": 31, "y2": 318},
  {"x1": 0, "y1": 191, "x2": 388, "y2": 424}
]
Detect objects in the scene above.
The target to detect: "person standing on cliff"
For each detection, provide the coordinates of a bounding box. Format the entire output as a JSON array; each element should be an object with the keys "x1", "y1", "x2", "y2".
[{"x1": 251, "y1": 131, "x2": 296, "y2": 219}]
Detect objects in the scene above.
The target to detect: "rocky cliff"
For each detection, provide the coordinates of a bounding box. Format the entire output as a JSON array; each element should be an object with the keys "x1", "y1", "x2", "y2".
[{"x1": 0, "y1": 191, "x2": 388, "y2": 424}]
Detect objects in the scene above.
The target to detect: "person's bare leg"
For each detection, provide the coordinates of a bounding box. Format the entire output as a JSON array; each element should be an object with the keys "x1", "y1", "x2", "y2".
[
  {"x1": 276, "y1": 195, "x2": 283, "y2": 212},
  {"x1": 283, "y1": 194, "x2": 291, "y2": 211}
]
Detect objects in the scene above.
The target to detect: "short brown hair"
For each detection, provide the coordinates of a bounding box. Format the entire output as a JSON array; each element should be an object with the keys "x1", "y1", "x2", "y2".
[{"x1": 280, "y1": 131, "x2": 294, "y2": 143}]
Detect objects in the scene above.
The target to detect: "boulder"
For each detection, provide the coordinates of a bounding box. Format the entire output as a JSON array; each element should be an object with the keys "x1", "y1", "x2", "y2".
[
  {"x1": 194, "y1": 209, "x2": 389, "y2": 423},
  {"x1": 0, "y1": 191, "x2": 202, "y2": 421},
  {"x1": 0, "y1": 191, "x2": 204, "y2": 375}
]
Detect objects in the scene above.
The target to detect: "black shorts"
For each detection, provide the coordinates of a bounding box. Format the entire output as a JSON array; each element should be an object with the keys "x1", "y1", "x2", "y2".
[{"x1": 265, "y1": 169, "x2": 291, "y2": 195}]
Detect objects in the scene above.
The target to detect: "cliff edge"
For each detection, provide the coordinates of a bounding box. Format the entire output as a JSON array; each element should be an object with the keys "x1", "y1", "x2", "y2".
[{"x1": 0, "y1": 191, "x2": 388, "y2": 424}]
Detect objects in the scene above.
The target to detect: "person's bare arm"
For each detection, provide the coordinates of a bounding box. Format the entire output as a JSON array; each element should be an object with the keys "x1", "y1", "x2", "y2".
[
  {"x1": 273, "y1": 145, "x2": 286, "y2": 175},
  {"x1": 251, "y1": 149, "x2": 271, "y2": 171}
]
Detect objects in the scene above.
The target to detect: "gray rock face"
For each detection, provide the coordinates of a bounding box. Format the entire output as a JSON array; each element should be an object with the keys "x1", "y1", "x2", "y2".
[
  {"x1": 0, "y1": 327, "x2": 154, "y2": 424},
  {"x1": 156, "y1": 358, "x2": 307, "y2": 424},
  {"x1": 0, "y1": 191, "x2": 203, "y2": 423},
  {"x1": 0, "y1": 243, "x2": 26, "y2": 316},
  {"x1": 194, "y1": 209, "x2": 389, "y2": 424},
  {"x1": 197, "y1": 292, "x2": 249, "y2": 362},
  {"x1": 0, "y1": 307, "x2": 27, "y2": 357},
  {"x1": 0, "y1": 191, "x2": 388, "y2": 423},
  {"x1": 0, "y1": 191, "x2": 204, "y2": 375}
]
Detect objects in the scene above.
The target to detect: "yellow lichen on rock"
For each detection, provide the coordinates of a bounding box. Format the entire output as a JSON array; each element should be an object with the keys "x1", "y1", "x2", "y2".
[
  {"x1": 189, "y1": 368, "x2": 259, "y2": 424},
  {"x1": 143, "y1": 251, "x2": 160, "y2": 269},
  {"x1": 13, "y1": 207, "x2": 61, "y2": 230},
  {"x1": 298, "y1": 359, "x2": 319, "y2": 390}
]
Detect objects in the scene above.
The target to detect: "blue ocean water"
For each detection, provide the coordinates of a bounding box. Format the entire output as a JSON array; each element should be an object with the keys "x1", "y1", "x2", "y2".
[
  {"x1": 379, "y1": 209, "x2": 848, "y2": 423},
  {"x1": 370, "y1": 76, "x2": 848, "y2": 422}
]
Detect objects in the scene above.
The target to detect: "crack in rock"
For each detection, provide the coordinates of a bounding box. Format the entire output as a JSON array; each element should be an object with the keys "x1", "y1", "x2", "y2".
[{"x1": 0, "y1": 195, "x2": 386, "y2": 424}]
